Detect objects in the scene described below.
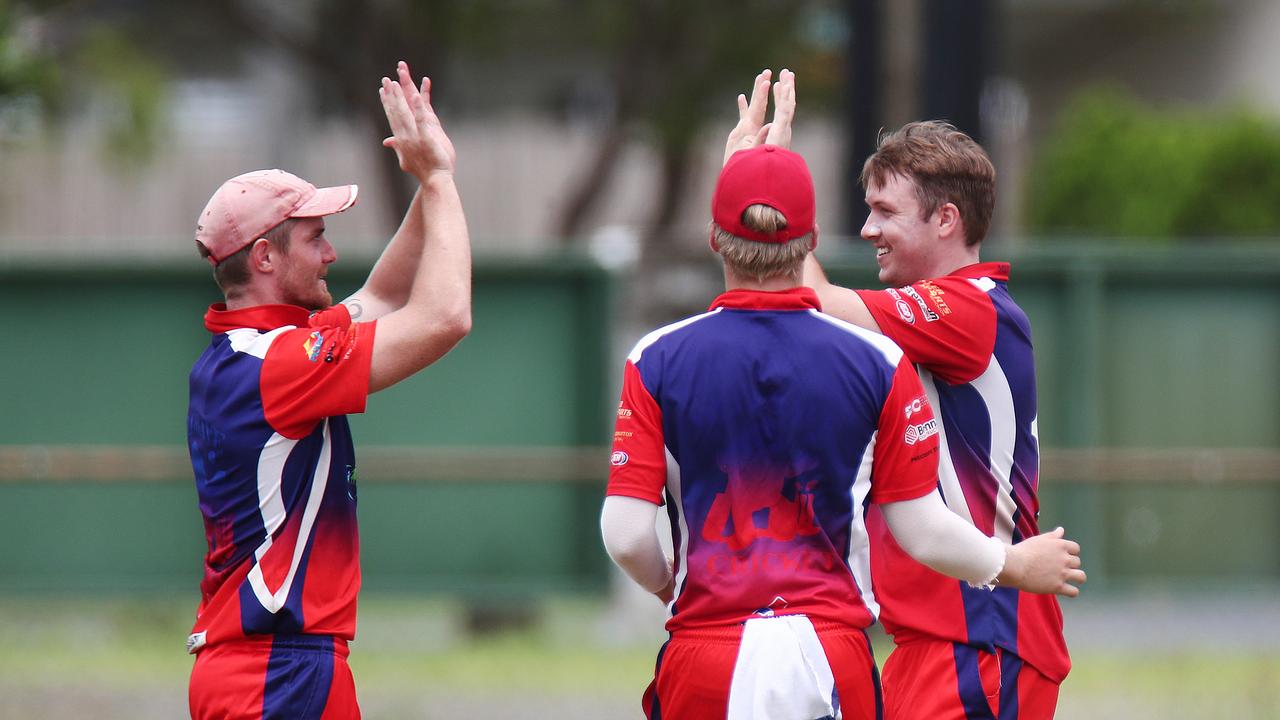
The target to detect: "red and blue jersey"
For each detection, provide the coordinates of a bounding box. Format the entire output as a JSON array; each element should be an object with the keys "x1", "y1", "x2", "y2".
[
  {"x1": 186, "y1": 303, "x2": 375, "y2": 652},
  {"x1": 855, "y1": 262, "x2": 1070, "y2": 682},
  {"x1": 607, "y1": 287, "x2": 939, "y2": 633}
]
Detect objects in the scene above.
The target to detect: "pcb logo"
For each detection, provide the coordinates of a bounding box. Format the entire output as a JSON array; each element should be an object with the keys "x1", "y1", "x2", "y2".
[
  {"x1": 610, "y1": 451, "x2": 629, "y2": 466},
  {"x1": 904, "y1": 419, "x2": 939, "y2": 445}
]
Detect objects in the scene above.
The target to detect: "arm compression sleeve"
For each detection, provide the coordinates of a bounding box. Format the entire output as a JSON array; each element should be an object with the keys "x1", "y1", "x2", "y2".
[
  {"x1": 880, "y1": 489, "x2": 1007, "y2": 587},
  {"x1": 600, "y1": 495, "x2": 672, "y2": 594}
]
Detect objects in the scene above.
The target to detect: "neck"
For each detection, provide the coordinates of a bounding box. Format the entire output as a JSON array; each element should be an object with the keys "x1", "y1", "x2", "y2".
[
  {"x1": 934, "y1": 243, "x2": 982, "y2": 277},
  {"x1": 722, "y1": 267, "x2": 803, "y2": 292},
  {"x1": 224, "y1": 281, "x2": 286, "y2": 310}
]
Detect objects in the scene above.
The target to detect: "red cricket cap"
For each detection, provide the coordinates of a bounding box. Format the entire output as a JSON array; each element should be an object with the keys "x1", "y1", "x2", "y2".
[
  {"x1": 195, "y1": 169, "x2": 359, "y2": 266},
  {"x1": 711, "y1": 145, "x2": 815, "y2": 243}
]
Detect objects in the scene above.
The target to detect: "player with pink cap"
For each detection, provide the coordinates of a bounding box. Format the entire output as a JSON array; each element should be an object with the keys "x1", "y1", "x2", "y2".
[{"x1": 185, "y1": 61, "x2": 472, "y2": 720}]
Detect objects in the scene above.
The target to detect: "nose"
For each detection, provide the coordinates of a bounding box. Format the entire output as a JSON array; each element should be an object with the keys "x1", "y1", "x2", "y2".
[
  {"x1": 861, "y1": 218, "x2": 880, "y2": 242},
  {"x1": 322, "y1": 240, "x2": 338, "y2": 264}
]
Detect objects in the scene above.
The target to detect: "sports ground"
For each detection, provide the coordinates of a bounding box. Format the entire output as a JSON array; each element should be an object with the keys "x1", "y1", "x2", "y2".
[{"x1": 3, "y1": 591, "x2": 1275, "y2": 719}]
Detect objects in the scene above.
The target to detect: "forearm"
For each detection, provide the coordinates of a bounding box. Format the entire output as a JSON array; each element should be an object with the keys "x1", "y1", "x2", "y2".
[
  {"x1": 351, "y1": 188, "x2": 426, "y2": 318},
  {"x1": 880, "y1": 490, "x2": 1005, "y2": 587},
  {"x1": 804, "y1": 255, "x2": 881, "y2": 332},
  {"x1": 405, "y1": 174, "x2": 471, "y2": 326},
  {"x1": 600, "y1": 496, "x2": 672, "y2": 594}
]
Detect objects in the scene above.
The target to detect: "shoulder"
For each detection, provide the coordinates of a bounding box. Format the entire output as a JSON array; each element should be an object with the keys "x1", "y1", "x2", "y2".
[
  {"x1": 807, "y1": 309, "x2": 905, "y2": 367},
  {"x1": 627, "y1": 308, "x2": 724, "y2": 364}
]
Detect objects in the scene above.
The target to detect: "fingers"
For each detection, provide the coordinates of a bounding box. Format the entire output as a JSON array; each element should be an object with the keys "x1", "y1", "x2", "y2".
[
  {"x1": 745, "y1": 68, "x2": 771, "y2": 127},
  {"x1": 1059, "y1": 583, "x2": 1080, "y2": 598},
  {"x1": 380, "y1": 76, "x2": 414, "y2": 138}
]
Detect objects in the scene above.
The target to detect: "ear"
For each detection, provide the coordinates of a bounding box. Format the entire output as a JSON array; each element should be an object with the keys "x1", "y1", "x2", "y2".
[
  {"x1": 708, "y1": 225, "x2": 720, "y2": 253},
  {"x1": 936, "y1": 203, "x2": 962, "y2": 241},
  {"x1": 809, "y1": 223, "x2": 820, "y2": 252},
  {"x1": 248, "y1": 238, "x2": 274, "y2": 273}
]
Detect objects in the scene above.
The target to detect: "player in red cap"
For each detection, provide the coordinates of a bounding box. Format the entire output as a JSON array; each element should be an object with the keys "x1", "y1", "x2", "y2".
[
  {"x1": 725, "y1": 69, "x2": 1079, "y2": 719},
  {"x1": 601, "y1": 82, "x2": 1084, "y2": 719},
  {"x1": 185, "y1": 62, "x2": 471, "y2": 719}
]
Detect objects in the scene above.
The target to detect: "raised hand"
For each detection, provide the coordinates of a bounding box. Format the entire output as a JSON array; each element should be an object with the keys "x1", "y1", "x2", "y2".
[
  {"x1": 764, "y1": 69, "x2": 795, "y2": 150},
  {"x1": 999, "y1": 526, "x2": 1087, "y2": 596},
  {"x1": 723, "y1": 69, "x2": 773, "y2": 165},
  {"x1": 379, "y1": 61, "x2": 457, "y2": 182}
]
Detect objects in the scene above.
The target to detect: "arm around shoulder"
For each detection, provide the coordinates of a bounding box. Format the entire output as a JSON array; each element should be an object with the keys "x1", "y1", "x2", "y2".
[{"x1": 803, "y1": 255, "x2": 880, "y2": 332}]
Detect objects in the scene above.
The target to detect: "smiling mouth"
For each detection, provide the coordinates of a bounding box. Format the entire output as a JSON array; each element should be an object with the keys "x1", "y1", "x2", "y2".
[{"x1": 876, "y1": 246, "x2": 890, "y2": 258}]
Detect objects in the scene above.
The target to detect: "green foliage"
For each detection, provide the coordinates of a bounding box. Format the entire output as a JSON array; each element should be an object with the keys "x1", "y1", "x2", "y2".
[
  {"x1": 1028, "y1": 88, "x2": 1280, "y2": 239},
  {"x1": 76, "y1": 27, "x2": 169, "y2": 165}
]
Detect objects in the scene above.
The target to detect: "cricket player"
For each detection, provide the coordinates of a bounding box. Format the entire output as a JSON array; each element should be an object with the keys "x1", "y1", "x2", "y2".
[
  {"x1": 601, "y1": 134, "x2": 1084, "y2": 718},
  {"x1": 733, "y1": 69, "x2": 1074, "y2": 718},
  {"x1": 185, "y1": 62, "x2": 470, "y2": 719}
]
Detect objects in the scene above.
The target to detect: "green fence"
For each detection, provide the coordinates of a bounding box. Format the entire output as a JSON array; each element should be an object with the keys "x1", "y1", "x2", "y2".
[
  {"x1": 2, "y1": 243, "x2": 1279, "y2": 596},
  {"x1": 0, "y1": 256, "x2": 615, "y2": 597},
  {"x1": 825, "y1": 242, "x2": 1280, "y2": 588}
]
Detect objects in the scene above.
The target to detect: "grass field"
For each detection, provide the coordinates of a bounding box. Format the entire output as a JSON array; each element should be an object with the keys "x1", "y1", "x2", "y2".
[{"x1": 2, "y1": 594, "x2": 1276, "y2": 719}]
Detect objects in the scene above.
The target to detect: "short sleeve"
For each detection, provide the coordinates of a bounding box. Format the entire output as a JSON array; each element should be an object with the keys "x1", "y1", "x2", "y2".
[
  {"x1": 260, "y1": 305, "x2": 376, "y2": 439},
  {"x1": 856, "y1": 277, "x2": 997, "y2": 384},
  {"x1": 606, "y1": 360, "x2": 667, "y2": 505},
  {"x1": 869, "y1": 357, "x2": 941, "y2": 504}
]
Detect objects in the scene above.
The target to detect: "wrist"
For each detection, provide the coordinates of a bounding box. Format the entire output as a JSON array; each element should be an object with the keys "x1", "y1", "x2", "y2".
[
  {"x1": 995, "y1": 542, "x2": 1022, "y2": 588},
  {"x1": 418, "y1": 170, "x2": 456, "y2": 188}
]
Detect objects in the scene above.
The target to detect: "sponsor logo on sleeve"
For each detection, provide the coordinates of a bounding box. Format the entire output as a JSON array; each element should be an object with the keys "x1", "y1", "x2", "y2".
[
  {"x1": 901, "y1": 285, "x2": 940, "y2": 322},
  {"x1": 903, "y1": 396, "x2": 928, "y2": 419},
  {"x1": 617, "y1": 401, "x2": 633, "y2": 419},
  {"x1": 918, "y1": 280, "x2": 952, "y2": 315},
  {"x1": 886, "y1": 288, "x2": 915, "y2": 324},
  {"x1": 904, "y1": 418, "x2": 939, "y2": 445},
  {"x1": 610, "y1": 450, "x2": 629, "y2": 466},
  {"x1": 303, "y1": 331, "x2": 325, "y2": 362}
]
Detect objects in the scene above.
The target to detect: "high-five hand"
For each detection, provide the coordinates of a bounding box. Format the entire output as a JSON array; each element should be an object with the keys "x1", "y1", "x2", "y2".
[{"x1": 379, "y1": 61, "x2": 456, "y2": 182}]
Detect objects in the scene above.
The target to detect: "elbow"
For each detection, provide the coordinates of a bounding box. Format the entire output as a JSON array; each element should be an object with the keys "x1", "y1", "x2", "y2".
[{"x1": 439, "y1": 305, "x2": 472, "y2": 346}]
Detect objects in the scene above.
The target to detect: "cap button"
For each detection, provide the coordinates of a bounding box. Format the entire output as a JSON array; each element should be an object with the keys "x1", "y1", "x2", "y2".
[{"x1": 763, "y1": 146, "x2": 776, "y2": 152}]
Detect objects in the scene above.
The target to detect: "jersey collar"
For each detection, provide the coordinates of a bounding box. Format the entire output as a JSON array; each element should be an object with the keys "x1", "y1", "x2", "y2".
[
  {"x1": 204, "y1": 303, "x2": 313, "y2": 334},
  {"x1": 947, "y1": 261, "x2": 1009, "y2": 282},
  {"x1": 710, "y1": 287, "x2": 823, "y2": 312}
]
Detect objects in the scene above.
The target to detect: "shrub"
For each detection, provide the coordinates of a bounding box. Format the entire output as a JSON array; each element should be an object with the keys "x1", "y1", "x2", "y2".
[{"x1": 1027, "y1": 88, "x2": 1280, "y2": 239}]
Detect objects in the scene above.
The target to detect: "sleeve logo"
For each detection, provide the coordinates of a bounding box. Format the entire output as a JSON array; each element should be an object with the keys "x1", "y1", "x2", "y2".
[
  {"x1": 904, "y1": 418, "x2": 939, "y2": 445},
  {"x1": 886, "y1": 288, "x2": 915, "y2": 324},
  {"x1": 903, "y1": 396, "x2": 928, "y2": 419},
  {"x1": 900, "y1": 285, "x2": 940, "y2": 322},
  {"x1": 610, "y1": 450, "x2": 629, "y2": 466},
  {"x1": 303, "y1": 331, "x2": 325, "y2": 362}
]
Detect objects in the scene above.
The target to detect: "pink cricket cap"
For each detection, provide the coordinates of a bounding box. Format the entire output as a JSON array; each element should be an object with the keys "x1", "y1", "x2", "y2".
[
  {"x1": 195, "y1": 169, "x2": 359, "y2": 265},
  {"x1": 712, "y1": 145, "x2": 815, "y2": 243}
]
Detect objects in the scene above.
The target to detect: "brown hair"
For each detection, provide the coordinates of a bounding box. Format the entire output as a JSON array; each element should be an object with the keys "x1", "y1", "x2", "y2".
[
  {"x1": 861, "y1": 121, "x2": 995, "y2": 246},
  {"x1": 712, "y1": 204, "x2": 815, "y2": 283},
  {"x1": 196, "y1": 218, "x2": 298, "y2": 296}
]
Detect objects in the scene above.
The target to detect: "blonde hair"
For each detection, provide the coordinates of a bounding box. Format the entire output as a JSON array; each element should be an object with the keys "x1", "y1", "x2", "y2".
[{"x1": 712, "y1": 204, "x2": 815, "y2": 283}]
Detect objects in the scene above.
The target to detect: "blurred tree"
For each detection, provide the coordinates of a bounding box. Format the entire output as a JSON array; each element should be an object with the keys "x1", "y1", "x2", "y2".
[
  {"x1": 8, "y1": 0, "x2": 845, "y2": 322},
  {"x1": 0, "y1": 0, "x2": 61, "y2": 134},
  {"x1": 1028, "y1": 88, "x2": 1280, "y2": 240}
]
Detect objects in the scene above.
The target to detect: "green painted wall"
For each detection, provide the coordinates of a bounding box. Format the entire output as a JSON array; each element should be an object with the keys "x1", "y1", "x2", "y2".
[{"x1": 2, "y1": 243, "x2": 1279, "y2": 595}]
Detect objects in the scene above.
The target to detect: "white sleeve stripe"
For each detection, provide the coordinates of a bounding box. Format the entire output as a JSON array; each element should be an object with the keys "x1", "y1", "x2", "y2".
[
  {"x1": 628, "y1": 310, "x2": 722, "y2": 363},
  {"x1": 808, "y1": 310, "x2": 904, "y2": 366}
]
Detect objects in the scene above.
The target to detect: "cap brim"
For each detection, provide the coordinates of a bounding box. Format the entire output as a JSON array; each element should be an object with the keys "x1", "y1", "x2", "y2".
[{"x1": 292, "y1": 184, "x2": 359, "y2": 218}]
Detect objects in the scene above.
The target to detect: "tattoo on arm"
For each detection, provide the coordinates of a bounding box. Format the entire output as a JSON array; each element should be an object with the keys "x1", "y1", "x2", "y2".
[{"x1": 344, "y1": 299, "x2": 365, "y2": 320}]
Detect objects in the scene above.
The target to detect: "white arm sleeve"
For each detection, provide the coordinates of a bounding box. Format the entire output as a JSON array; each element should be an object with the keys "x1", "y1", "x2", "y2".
[
  {"x1": 600, "y1": 495, "x2": 672, "y2": 594},
  {"x1": 880, "y1": 489, "x2": 1007, "y2": 588}
]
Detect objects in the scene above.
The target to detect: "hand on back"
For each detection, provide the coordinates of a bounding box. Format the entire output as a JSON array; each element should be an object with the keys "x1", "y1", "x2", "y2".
[{"x1": 1000, "y1": 526, "x2": 1087, "y2": 597}]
